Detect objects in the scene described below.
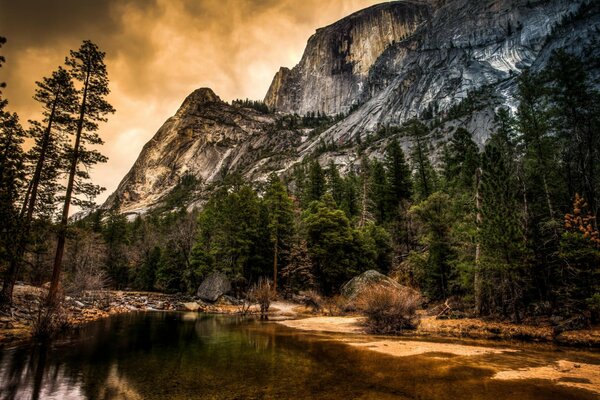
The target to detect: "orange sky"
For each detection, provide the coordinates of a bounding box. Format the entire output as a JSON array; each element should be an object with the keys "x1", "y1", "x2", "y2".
[{"x1": 0, "y1": 0, "x2": 385, "y2": 206}]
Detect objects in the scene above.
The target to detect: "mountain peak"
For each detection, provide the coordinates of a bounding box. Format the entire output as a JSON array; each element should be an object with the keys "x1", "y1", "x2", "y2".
[
  {"x1": 176, "y1": 87, "x2": 222, "y2": 116},
  {"x1": 186, "y1": 87, "x2": 221, "y2": 104}
]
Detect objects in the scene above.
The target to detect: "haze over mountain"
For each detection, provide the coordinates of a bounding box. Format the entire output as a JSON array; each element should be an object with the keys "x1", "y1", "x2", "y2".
[{"x1": 104, "y1": 0, "x2": 600, "y2": 216}]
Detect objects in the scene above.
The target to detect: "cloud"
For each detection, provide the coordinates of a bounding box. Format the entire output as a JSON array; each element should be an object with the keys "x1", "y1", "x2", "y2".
[{"x1": 0, "y1": 0, "x2": 384, "y2": 207}]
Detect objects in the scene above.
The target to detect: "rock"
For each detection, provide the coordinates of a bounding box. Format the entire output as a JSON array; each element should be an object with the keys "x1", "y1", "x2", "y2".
[
  {"x1": 340, "y1": 270, "x2": 418, "y2": 301},
  {"x1": 182, "y1": 302, "x2": 201, "y2": 312},
  {"x1": 196, "y1": 272, "x2": 232, "y2": 302}
]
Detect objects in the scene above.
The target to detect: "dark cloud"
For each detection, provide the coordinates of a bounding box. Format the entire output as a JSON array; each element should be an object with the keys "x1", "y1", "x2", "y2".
[{"x1": 0, "y1": 0, "x2": 384, "y2": 206}]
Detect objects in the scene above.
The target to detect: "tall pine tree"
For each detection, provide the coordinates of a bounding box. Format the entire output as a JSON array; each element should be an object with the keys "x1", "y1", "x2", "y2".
[{"x1": 48, "y1": 41, "x2": 114, "y2": 305}]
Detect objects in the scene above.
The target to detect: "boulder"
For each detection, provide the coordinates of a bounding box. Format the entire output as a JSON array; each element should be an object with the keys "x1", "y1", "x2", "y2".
[
  {"x1": 340, "y1": 270, "x2": 418, "y2": 301},
  {"x1": 197, "y1": 272, "x2": 231, "y2": 302}
]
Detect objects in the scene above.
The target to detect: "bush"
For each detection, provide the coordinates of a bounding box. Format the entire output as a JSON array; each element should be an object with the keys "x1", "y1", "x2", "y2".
[
  {"x1": 32, "y1": 303, "x2": 70, "y2": 340},
  {"x1": 323, "y1": 294, "x2": 347, "y2": 316},
  {"x1": 357, "y1": 285, "x2": 421, "y2": 334},
  {"x1": 248, "y1": 278, "x2": 275, "y2": 318}
]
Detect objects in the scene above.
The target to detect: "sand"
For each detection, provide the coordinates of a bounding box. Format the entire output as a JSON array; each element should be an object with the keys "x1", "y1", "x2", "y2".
[{"x1": 493, "y1": 360, "x2": 600, "y2": 394}]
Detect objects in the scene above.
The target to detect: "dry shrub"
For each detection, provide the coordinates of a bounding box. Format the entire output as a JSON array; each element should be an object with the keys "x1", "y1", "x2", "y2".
[
  {"x1": 323, "y1": 295, "x2": 347, "y2": 316},
  {"x1": 301, "y1": 290, "x2": 323, "y2": 313},
  {"x1": 66, "y1": 264, "x2": 110, "y2": 296},
  {"x1": 248, "y1": 278, "x2": 275, "y2": 318},
  {"x1": 32, "y1": 303, "x2": 70, "y2": 340},
  {"x1": 357, "y1": 285, "x2": 421, "y2": 334}
]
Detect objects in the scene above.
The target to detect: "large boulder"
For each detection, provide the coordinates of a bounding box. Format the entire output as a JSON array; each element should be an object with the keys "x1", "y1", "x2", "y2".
[
  {"x1": 197, "y1": 272, "x2": 231, "y2": 302},
  {"x1": 341, "y1": 270, "x2": 418, "y2": 301}
]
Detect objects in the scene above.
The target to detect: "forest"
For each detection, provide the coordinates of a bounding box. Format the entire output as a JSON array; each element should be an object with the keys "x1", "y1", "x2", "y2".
[{"x1": 0, "y1": 36, "x2": 599, "y2": 328}]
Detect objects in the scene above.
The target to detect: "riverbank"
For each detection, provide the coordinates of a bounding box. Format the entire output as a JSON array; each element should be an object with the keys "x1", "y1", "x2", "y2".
[
  {"x1": 2, "y1": 284, "x2": 599, "y2": 349},
  {"x1": 279, "y1": 314, "x2": 600, "y2": 347},
  {"x1": 0, "y1": 284, "x2": 247, "y2": 344},
  {"x1": 278, "y1": 316, "x2": 600, "y2": 396}
]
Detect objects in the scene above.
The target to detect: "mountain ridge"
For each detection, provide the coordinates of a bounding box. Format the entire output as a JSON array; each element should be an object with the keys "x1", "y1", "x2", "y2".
[{"x1": 103, "y1": 0, "x2": 600, "y2": 216}]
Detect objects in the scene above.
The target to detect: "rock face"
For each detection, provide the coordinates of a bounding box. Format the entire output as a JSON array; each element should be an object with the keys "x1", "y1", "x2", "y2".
[
  {"x1": 341, "y1": 270, "x2": 418, "y2": 301},
  {"x1": 269, "y1": 0, "x2": 599, "y2": 145},
  {"x1": 103, "y1": 0, "x2": 600, "y2": 215},
  {"x1": 103, "y1": 88, "x2": 301, "y2": 215},
  {"x1": 264, "y1": 1, "x2": 432, "y2": 116},
  {"x1": 196, "y1": 272, "x2": 232, "y2": 302}
]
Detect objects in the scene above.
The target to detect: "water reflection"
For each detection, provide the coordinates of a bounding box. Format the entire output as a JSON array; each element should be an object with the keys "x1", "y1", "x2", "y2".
[{"x1": 0, "y1": 312, "x2": 598, "y2": 400}]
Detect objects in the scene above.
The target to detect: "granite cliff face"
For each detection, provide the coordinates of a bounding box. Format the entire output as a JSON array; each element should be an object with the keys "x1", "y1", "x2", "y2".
[
  {"x1": 105, "y1": 0, "x2": 600, "y2": 215},
  {"x1": 264, "y1": 1, "x2": 432, "y2": 116},
  {"x1": 104, "y1": 88, "x2": 301, "y2": 215}
]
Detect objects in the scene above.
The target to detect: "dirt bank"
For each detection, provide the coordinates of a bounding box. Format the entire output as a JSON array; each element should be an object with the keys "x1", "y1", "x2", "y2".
[{"x1": 279, "y1": 315, "x2": 600, "y2": 347}]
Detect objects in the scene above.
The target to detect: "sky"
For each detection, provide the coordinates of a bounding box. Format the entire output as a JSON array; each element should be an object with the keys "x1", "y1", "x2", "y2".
[{"x1": 0, "y1": 0, "x2": 384, "y2": 206}]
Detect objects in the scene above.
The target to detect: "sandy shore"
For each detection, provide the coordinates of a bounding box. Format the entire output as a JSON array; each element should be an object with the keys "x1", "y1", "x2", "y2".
[{"x1": 278, "y1": 315, "x2": 600, "y2": 395}]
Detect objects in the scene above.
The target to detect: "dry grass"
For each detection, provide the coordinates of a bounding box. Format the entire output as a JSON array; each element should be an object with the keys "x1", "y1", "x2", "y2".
[
  {"x1": 356, "y1": 285, "x2": 421, "y2": 334},
  {"x1": 248, "y1": 278, "x2": 276, "y2": 318}
]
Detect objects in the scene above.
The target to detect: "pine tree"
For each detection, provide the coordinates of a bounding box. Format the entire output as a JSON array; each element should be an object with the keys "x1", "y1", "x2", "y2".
[
  {"x1": 0, "y1": 111, "x2": 27, "y2": 306},
  {"x1": 264, "y1": 173, "x2": 295, "y2": 292},
  {"x1": 307, "y1": 160, "x2": 326, "y2": 203},
  {"x1": 0, "y1": 39, "x2": 29, "y2": 306},
  {"x1": 479, "y1": 121, "x2": 530, "y2": 321},
  {"x1": 405, "y1": 120, "x2": 437, "y2": 200},
  {"x1": 369, "y1": 160, "x2": 388, "y2": 224},
  {"x1": 340, "y1": 171, "x2": 359, "y2": 219},
  {"x1": 443, "y1": 127, "x2": 479, "y2": 192},
  {"x1": 546, "y1": 50, "x2": 600, "y2": 220},
  {"x1": 0, "y1": 68, "x2": 77, "y2": 305},
  {"x1": 48, "y1": 41, "x2": 115, "y2": 305},
  {"x1": 326, "y1": 161, "x2": 344, "y2": 206},
  {"x1": 358, "y1": 156, "x2": 374, "y2": 228},
  {"x1": 384, "y1": 137, "x2": 412, "y2": 213},
  {"x1": 303, "y1": 194, "x2": 361, "y2": 294},
  {"x1": 516, "y1": 70, "x2": 559, "y2": 222}
]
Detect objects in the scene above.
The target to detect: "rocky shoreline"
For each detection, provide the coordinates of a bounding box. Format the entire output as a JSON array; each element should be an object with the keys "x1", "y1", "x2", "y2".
[{"x1": 0, "y1": 285, "x2": 247, "y2": 345}]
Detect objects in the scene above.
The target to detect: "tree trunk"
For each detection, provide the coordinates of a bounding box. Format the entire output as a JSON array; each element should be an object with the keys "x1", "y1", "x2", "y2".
[
  {"x1": 47, "y1": 73, "x2": 89, "y2": 306},
  {"x1": 0, "y1": 93, "x2": 58, "y2": 307}
]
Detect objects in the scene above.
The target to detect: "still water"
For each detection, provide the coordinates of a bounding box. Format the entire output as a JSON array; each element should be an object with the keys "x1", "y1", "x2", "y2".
[{"x1": 0, "y1": 312, "x2": 598, "y2": 399}]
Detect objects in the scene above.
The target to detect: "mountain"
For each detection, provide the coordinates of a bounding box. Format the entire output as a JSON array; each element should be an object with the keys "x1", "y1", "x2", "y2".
[{"x1": 104, "y1": 0, "x2": 600, "y2": 216}]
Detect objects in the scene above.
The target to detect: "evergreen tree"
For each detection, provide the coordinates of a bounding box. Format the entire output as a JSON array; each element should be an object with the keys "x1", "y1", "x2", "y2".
[
  {"x1": 0, "y1": 68, "x2": 76, "y2": 305},
  {"x1": 409, "y1": 192, "x2": 456, "y2": 299},
  {"x1": 479, "y1": 121, "x2": 530, "y2": 320},
  {"x1": 384, "y1": 137, "x2": 412, "y2": 213},
  {"x1": 102, "y1": 209, "x2": 130, "y2": 288},
  {"x1": 369, "y1": 160, "x2": 388, "y2": 224},
  {"x1": 340, "y1": 171, "x2": 359, "y2": 219},
  {"x1": 264, "y1": 173, "x2": 295, "y2": 292},
  {"x1": 303, "y1": 194, "x2": 363, "y2": 294},
  {"x1": 307, "y1": 160, "x2": 326, "y2": 203},
  {"x1": 48, "y1": 41, "x2": 115, "y2": 305},
  {"x1": 0, "y1": 111, "x2": 27, "y2": 306},
  {"x1": 443, "y1": 127, "x2": 479, "y2": 192},
  {"x1": 546, "y1": 50, "x2": 600, "y2": 220},
  {"x1": 516, "y1": 70, "x2": 561, "y2": 222},
  {"x1": 405, "y1": 120, "x2": 437, "y2": 200},
  {"x1": 326, "y1": 160, "x2": 344, "y2": 206}
]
